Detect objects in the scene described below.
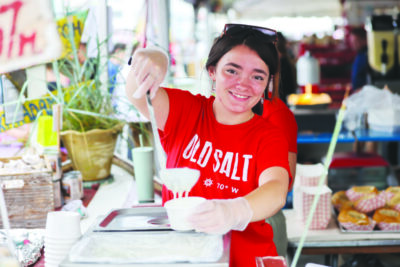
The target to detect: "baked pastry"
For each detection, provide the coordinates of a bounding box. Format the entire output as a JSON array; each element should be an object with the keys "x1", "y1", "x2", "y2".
[
  {"x1": 338, "y1": 208, "x2": 369, "y2": 225},
  {"x1": 373, "y1": 208, "x2": 400, "y2": 223},
  {"x1": 385, "y1": 186, "x2": 400, "y2": 201},
  {"x1": 373, "y1": 208, "x2": 400, "y2": 231},
  {"x1": 338, "y1": 208, "x2": 376, "y2": 231},
  {"x1": 353, "y1": 191, "x2": 386, "y2": 213},
  {"x1": 386, "y1": 186, "x2": 400, "y2": 194},
  {"x1": 346, "y1": 186, "x2": 378, "y2": 202},
  {"x1": 331, "y1": 191, "x2": 352, "y2": 211},
  {"x1": 387, "y1": 193, "x2": 400, "y2": 212}
]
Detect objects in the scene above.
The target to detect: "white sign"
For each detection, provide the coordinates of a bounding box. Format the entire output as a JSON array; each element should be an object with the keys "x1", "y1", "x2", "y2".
[{"x1": 0, "y1": 0, "x2": 62, "y2": 74}]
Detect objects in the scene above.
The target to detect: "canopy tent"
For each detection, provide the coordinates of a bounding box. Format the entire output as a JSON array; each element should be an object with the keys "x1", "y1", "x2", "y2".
[{"x1": 232, "y1": 0, "x2": 342, "y2": 18}]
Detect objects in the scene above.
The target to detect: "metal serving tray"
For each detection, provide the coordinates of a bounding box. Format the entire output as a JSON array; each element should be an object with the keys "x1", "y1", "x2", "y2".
[{"x1": 93, "y1": 206, "x2": 171, "y2": 232}]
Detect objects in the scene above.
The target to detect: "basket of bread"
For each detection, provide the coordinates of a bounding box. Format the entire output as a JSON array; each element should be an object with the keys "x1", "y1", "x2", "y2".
[{"x1": 332, "y1": 185, "x2": 400, "y2": 232}]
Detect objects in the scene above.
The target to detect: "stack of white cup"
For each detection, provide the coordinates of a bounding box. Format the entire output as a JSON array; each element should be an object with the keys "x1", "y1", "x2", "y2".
[{"x1": 44, "y1": 211, "x2": 81, "y2": 267}]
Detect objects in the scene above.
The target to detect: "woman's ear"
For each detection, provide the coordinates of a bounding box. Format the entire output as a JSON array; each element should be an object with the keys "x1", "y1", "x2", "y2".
[{"x1": 208, "y1": 66, "x2": 216, "y2": 80}]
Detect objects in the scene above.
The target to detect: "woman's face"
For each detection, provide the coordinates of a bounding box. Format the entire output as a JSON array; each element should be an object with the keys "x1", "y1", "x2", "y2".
[{"x1": 209, "y1": 45, "x2": 269, "y2": 119}]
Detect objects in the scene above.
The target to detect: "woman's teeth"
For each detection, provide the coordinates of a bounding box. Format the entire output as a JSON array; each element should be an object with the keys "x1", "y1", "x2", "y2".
[{"x1": 231, "y1": 92, "x2": 248, "y2": 99}]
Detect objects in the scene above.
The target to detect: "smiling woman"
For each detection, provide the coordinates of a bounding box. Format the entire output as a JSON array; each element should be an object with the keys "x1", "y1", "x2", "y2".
[
  {"x1": 209, "y1": 45, "x2": 269, "y2": 124},
  {"x1": 125, "y1": 23, "x2": 290, "y2": 267}
]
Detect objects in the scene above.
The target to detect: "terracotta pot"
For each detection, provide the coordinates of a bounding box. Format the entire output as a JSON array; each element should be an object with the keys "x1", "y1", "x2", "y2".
[{"x1": 61, "y1": 124, "x2": 123, "y2": 181}]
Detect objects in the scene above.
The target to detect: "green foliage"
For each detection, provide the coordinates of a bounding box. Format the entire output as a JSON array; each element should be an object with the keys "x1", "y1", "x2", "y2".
[
  {"x1": 61, "y1": 81, "x2": 120, "y2": 132},
  {"x1": 51, "y1": 20, "x2": 123, "y2": 133}
]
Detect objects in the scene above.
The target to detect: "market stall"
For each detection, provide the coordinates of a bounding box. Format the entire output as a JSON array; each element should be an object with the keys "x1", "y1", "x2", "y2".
[{"x1": 2, "y1": 1, "x2": 400, "y2": 267}]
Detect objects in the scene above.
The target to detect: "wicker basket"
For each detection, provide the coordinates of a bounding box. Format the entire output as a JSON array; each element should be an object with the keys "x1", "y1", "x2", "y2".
[{"x1": 0, "y1": 156, "x2": 54, "y2": 228}]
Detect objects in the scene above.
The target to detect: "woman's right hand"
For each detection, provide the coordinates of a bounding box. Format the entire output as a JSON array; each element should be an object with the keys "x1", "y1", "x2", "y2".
[{"x1": 129, "y1": 47, "x2": 169, "y2": 99}]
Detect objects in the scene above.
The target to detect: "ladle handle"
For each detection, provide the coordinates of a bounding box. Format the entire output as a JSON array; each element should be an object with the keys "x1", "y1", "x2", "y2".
[{"x1": 146, "y1": 92, "x2": 167, "y2": 173}]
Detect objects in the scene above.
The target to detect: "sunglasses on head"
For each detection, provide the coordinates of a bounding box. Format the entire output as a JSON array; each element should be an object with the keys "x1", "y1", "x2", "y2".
[{"x1": 222, "y1": 23, "x2": 278, "y2": 43}]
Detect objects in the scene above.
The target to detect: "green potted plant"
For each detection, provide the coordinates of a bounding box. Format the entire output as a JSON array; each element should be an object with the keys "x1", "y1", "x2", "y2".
[{"x1": 48, "y1": 20, "x2": 126, "y2": 181}]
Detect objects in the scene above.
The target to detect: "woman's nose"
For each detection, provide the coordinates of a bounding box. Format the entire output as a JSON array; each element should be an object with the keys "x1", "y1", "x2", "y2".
[{"x1": 236, "y1": 75, "x2": 250, "y2": 88}]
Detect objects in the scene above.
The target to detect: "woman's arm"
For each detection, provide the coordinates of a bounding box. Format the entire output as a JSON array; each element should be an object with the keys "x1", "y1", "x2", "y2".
[
  {"x1": 125, "y1": 47, "x2": 170, "y2": 130},
  {"x1": 188, "y1": 166, "x2": 289, "y2": 234},
  {"x1": 247, "y1": 166, "x2": 289, "y2": 221}
]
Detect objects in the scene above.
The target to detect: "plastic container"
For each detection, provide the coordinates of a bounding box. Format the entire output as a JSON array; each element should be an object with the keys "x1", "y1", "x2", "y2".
[{"x1": 164, "y1": 197, "x2": 206, "y2": 231}]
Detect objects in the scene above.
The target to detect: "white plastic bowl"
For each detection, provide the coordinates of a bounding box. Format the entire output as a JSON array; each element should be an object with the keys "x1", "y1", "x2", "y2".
[{"x1": 164, "y1": 197, "x2": 206, "y2": 231}]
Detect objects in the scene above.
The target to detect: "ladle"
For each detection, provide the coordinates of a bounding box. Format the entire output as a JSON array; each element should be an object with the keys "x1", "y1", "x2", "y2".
[{"x1": 145, "y1": 93, "x2": 167, "y2": 172}]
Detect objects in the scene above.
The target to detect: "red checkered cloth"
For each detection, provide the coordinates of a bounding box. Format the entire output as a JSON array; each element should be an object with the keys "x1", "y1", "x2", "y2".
[
  {"x1": 301, "y1": 186, "x2": 332, "y2": 230},
  {"x1": 340, "y1": 218, "x2": 376, "y2": 231},
  {"x1": 377, "y1": 222, "x2": 400, "y2": 231},
  {"x1": 354, "y1": 192, "x2": 386, "y2": 214}
]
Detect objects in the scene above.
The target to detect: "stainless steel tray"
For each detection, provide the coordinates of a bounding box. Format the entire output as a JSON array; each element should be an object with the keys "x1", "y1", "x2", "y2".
[{"x1": 94, "y1": 207, "x2": 171, "y2": 232}]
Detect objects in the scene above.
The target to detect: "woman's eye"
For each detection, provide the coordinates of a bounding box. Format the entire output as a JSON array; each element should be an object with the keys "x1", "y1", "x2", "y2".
[
  {"x1": 254, "y1": 75, "x2": 265, "y2": 81},
  {"x1": 226, "y1": 69, "x2": 237, "y2": 74}
]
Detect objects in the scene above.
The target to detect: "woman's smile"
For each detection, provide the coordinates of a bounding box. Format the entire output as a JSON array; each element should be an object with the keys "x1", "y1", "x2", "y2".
[{"x1": 229, "y1": 91, "x2": 251, "y2": 100}]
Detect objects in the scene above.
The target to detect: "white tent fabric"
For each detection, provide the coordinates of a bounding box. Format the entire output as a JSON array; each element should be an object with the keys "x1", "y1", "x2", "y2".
[{"x1": 232, "y1": 0, "x2": 342, "y2": 18}]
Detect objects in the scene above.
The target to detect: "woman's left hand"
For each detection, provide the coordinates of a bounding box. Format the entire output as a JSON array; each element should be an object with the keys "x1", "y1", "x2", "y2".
[{"x1": 187, "y1": 197, "x2": 253, "y2": 234}]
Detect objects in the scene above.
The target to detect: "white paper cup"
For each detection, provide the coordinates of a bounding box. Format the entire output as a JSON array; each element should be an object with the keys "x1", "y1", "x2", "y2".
[
  {"x1": 45, "y1": 243, "x2": 75, "y2": 252},
  {"x1": 45, "y1": 259, "x2": 62, "y2": 267},
  {"x1": 45, "y1": 211, "x2": 81, "y2": 239},
  {"x1": 44, "y1": 238, "x2": 78, "y2": 248},
  {"x1": 45, "y1": 247, "x2": 72, "y2": 258},
  {"x1": 44, "y1": 253, "x2": 68, "y2": 264},
  {"x1": 45, "y1": 236, "x2": 79, "y2": 244},
  {"x1": 45, "y1": 255, "x2": 67, "y2": 267},
  {"x1": 164, "y1": 197, "x2": 206, "y2": 231}
]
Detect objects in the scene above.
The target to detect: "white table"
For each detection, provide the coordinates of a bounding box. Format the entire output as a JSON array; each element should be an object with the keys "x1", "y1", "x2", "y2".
[{"x1": 283, "y1": 209, "x2": 400, "y2": 266}]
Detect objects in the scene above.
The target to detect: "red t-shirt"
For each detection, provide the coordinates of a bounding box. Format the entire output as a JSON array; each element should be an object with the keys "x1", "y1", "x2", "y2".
[
  {"x1": 262, "y1": 98, "x2": 298, "y2": 154},
  {"x1": 160, "y1": 88, "x2": 290, "y2": 267}
]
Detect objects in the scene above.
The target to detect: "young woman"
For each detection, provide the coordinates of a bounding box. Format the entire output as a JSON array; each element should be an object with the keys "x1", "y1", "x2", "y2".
[{"x1": 126, "y1": 24, "x2": 291, "y2": 267}]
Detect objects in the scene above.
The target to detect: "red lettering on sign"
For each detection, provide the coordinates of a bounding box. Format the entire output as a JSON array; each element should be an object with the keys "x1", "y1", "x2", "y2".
[
  {"x1": 19, "y1": 32, "x2": 36, "y2": 56},
  {"x1": 0, "y1": 0, "x2": 23, "y2": 58},
  {"x1": 0, "y1": 29, "x2": 3, "y2": 54}
]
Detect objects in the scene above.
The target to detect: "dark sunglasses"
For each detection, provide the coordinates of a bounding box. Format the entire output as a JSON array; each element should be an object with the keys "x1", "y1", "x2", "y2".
[{"x1": 222, "y1": 23, "x2": 278, "y2": 43}]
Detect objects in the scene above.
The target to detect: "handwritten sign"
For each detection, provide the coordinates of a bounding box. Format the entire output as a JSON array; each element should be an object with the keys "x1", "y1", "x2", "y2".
[
  {"x1": 0, "y1": 81, "x2": 93, "y2": 132},
  {"x1": 56, "y1": 10, "x2": 88, "y2": 58},
  {"x1": 0, "y1": 97, "x2": 55, "y2": 132},
  {"x1": 0, "y1": 0, "x2": 62, "y2": 74}
]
